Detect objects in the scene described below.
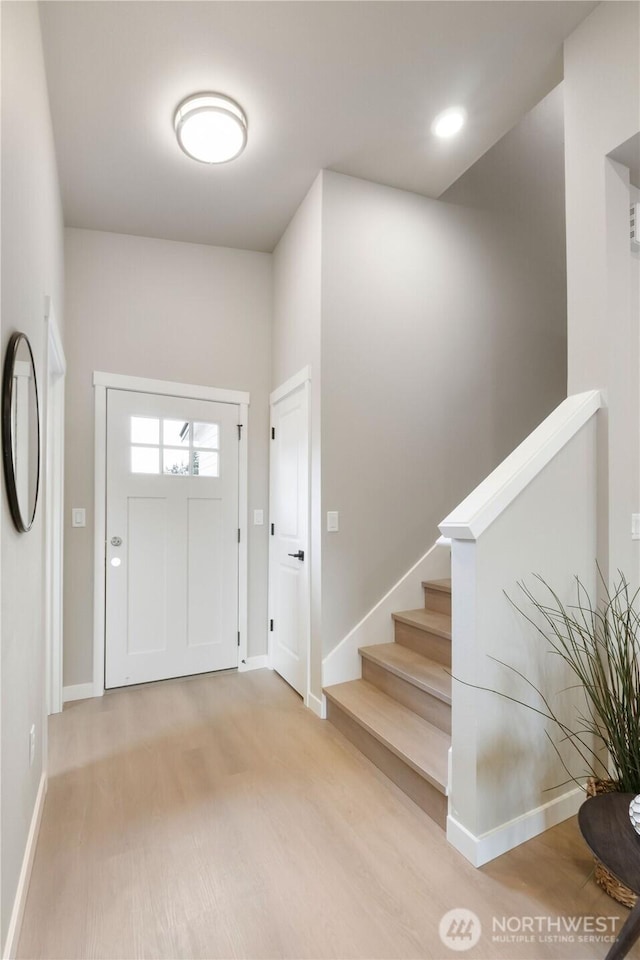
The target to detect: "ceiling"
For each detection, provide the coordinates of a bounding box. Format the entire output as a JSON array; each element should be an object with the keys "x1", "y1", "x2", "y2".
[{"x1": 40, "y1": 1, "x2": 597, "y2": 253}]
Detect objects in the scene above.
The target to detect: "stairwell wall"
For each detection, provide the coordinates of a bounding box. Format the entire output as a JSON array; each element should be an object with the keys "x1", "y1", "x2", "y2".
[{"x1": 319, "y1": 85, "x2": 568, "y2": 663}]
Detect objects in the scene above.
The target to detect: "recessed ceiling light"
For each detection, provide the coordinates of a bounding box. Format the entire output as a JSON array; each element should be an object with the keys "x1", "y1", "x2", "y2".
[
  {"x1": 431, "y1": 107, "x2": 466, "y2": 139},
  {"x1": 174, "y1": 93, "x2": 248, "y2": 164}
]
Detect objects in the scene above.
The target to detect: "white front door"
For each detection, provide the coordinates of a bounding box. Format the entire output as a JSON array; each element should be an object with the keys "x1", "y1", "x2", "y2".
[
  {"x1": 105, "y1": 389, "x2": 240, "y2": 688},
  {"x1": 269, "y1": 381, "x2": 309, "y2": 696}
]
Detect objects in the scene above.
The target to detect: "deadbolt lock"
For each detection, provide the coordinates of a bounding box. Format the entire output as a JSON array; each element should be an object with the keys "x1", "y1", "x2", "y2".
[{"x1": 110, "y1": 536, "x2": 123, "y2": 547}]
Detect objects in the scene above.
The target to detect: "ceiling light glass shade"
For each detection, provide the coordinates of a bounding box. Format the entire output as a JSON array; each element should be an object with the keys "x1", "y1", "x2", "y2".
[
  {"x1": 174, "y1": 93, "x2": 247, "y2": 164},
  {"x1": 431, "y1": 107, "x2": 466, "y2": 139}
]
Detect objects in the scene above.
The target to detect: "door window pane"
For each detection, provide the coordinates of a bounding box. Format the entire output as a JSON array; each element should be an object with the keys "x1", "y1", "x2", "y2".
[
  {"x1": 163, "y1": 419, "x2": 190, "y2": 447},
  {"x1": 130, "y1": 417, "x2": 221, "y2": 477},
  {"x1": 163, "y1": 448, "x2": 190, "y2": 475},
  {"x1": 131, "y1": 417, "x2": 159, "y2": 445},
  {"x1": 193, "y1": 450, "x2": 219, "y2": 477},
  {"x1": 193, "y1": 422, "x2": 219, "y2": 449},
  {"x1": 132, "y1": 446, "x2": 160, "y2": 474}
]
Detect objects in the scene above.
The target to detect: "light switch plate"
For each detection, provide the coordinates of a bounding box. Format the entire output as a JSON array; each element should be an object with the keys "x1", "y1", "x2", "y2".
[
  {"x1": 72, "y1": 508, "x2": 86, "y2": 528},
  {"x1": 254, "y1": 509, "x2": 264, "y2": 526},
  {"x1": 632, "y1": 514, "x2": 640, "y2": 540},
  {"x1": 327, "y1": 511, "x2": 339, "y2": 532}
]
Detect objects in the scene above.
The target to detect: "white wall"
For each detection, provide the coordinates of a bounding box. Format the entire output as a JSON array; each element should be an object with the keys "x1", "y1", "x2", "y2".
[
  {"x1": 565, "y1": 1, "x2": 640, "y2": 390},
  {"x1": 1, "y1": 0, "x2": 65, "y2": 948},
  {"x1": 319, "y1": 85, "x2": 567, "y2": 661},
  {"x1": 272, "y1": 174, "x2": 323, "y2": 696},
  {"x1": 272, "y1": 173, "x2": 322, "y2": 389},
  {"x1": 448, "y1": 416, "x2": 598, "y2": 864},
  {"x1": 64, "y1": 228, "x2": 271, "y2": 685},
  {"x1": 633, "y1": 187, "x2": 640, "y2": 509},
  {"x1": 604, "y1": 158, "x2": 639, "y2": 585},
  {"x1": 634, "y1": 184, "x2": 640, "y2": 514},
  {"x1": 564, "y1": 1, "x2": 640, "y2": 585}
]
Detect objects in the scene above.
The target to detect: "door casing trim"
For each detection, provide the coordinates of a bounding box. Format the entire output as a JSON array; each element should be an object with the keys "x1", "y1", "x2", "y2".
[
  {"x1": 269, "y1": 364, "x2": 310, "y2": 406},
  {"x1": 93, "y1": 370, "x2": 250, "y2": 697},
  {"x1": 45, "y1": 297, "x2": 66, "y2": 717}
]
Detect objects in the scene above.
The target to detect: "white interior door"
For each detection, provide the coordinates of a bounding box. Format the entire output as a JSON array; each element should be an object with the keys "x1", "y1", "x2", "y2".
[
  {"x1": 269, "y1": 381, "x2": 309, "y2": 696},
  {"x1": 105, "y1": 389, "x2": 240, "y2": 688}
]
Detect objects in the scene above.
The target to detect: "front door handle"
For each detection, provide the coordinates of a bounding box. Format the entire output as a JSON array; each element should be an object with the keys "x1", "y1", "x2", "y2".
[{"x1": 288, "y1": 550, "x2": 305, "y2": 561}]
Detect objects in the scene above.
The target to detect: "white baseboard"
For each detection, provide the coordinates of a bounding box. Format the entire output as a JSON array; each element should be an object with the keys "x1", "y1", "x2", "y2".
[
  {"x1": 63, "y1": 682, "x2": 96, "y2": 703},
  {"x1": 322, "y1": 539, "x2": 451, "y2": 687},
  {"x1": 3, "y1": 773, "x2": 47, "y2": 960},
  {"x1": 238, "y1": 655, "x2": 271, "y2": 673},
  {"x1": 447, "y1": 786, "x2": 583, "y2": 867},
  {"x1": 306, "y1": 691, "x2": 326, "y2": 719}
]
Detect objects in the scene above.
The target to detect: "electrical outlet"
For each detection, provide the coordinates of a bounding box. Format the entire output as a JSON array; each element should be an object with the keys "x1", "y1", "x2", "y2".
[{"x1": 29, "y1": 724, "x2": 35, "y2": 767}]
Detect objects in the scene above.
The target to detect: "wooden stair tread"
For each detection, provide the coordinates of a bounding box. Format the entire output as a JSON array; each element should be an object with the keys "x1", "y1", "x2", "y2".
[
  {"x1": 422, "y1": 578, "x2": 452, "y2": 594},
  {"x1": 392, "y1": 608, "x2": 452, "y2": 640},
  {"x1": 323, "y1": 679, "x2": 449, "y2": 793},
  {"x1": 359, "y1": 643, "x2": 451, "y2": 705}
]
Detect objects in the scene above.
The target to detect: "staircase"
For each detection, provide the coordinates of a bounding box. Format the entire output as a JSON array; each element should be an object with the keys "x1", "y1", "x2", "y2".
[{"x1": 323, "y1": 579, "x2": 451, "y2": 828}]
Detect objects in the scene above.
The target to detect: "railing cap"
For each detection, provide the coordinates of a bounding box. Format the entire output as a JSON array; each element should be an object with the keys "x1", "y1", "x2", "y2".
[{"x1": 438, "y1": 390, "x2": 602, "y2": 542}]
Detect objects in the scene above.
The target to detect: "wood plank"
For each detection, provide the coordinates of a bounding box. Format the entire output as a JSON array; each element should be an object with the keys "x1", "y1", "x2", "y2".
[
  {"x1": 17, "y1": 669, "x2": 630, "y2": 960},
  {"x1": 362, "y1": 659, "x2": 451, "y2": 734},
  {"x1": 421, "y1": 578, "x2": 452, "y2": 594},
  {"x1": 422, "y1": 580, "x2": 452, "y2": 615},
  {"x1": 326, "y1": 700, "x2": 448, "y2": 828},
  {"x1": 323, "y1": 679, "x2": 449, "y2": 792},
  {"x1": 359, "y1": 643, "x2": 451, "y2": 703},
  {"x1": 392, "y1": 608, "x2": 452, "y2": 639},
  {"x1": 393, "y1": 620, "x2": 451, "y2": 665}
]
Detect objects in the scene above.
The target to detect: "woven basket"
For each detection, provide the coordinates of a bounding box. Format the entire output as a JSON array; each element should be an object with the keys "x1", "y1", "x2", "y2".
[{"x1": 586, "y1": 778, "x2": 637, "y2": 909}]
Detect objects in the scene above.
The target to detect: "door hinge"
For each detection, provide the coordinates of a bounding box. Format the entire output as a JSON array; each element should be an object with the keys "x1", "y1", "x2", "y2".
[
  {"x1": 271, "y1": 427, "x2": 275, "y2": 440},
  {"x1": 270, "y1": 619, "x2": 274, "y2": 632},
  {"x1": 238, "y1": 423, "x2": 243, "y2": 440},
  {"x1": 238, "y1": 528, "x2": 241, "y2": 543},
  {"x1": 270, "y1": 522, "x2": 274, "y2": 535},
  {"x1": 237, "y1": 631, "x2": 240, "y2": 647}
]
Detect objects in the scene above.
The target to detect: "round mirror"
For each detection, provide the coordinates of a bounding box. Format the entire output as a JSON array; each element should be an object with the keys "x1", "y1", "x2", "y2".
[{"x1": 2, "y1": 333, "x2": 41, "y2": 532}]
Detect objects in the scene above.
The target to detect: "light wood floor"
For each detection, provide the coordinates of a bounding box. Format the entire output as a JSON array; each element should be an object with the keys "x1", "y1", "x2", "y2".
[{"x1": 18, "y1": 670, "x2": 637, "y2": 959}]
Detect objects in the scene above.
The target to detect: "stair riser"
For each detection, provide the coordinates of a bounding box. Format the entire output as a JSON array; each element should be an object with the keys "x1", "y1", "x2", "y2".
[
  {"x1": 362, "y1": 659, "x2": 451, "y2": 734},
  {"x1": 423, "y1": 587, "x2": 451, "y2": 616},
  {"x1": 326, "y1": 700, "x2": 447, "y2": 828},
  {"x1": 394, "y1": 621, "x2": 451, "y2": 667}
]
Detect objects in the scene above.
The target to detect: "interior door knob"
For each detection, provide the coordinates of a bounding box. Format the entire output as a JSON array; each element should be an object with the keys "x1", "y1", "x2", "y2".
[{"x1": 287, "y1": 550, "x2": 304, "y2": 561}]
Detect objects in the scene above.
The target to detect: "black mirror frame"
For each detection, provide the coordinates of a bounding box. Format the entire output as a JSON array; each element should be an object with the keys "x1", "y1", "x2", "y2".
[{"x1": 2, "y1": 332, "x2": 41, "y2": 533}]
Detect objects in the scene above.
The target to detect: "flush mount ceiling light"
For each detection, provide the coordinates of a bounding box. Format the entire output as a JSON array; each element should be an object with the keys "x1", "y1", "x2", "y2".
[
  {"x1": 431, "y1": 107, "x2": 466, "y2": 139},
  {"x1": 174, "y1": 93, "x2": 248, "y2": 164}
]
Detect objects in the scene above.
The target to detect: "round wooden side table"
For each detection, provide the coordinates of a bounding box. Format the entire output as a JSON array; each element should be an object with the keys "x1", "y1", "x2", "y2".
[{"x1": 579, "y1": 793, "x2": 640, "y2": 960}]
